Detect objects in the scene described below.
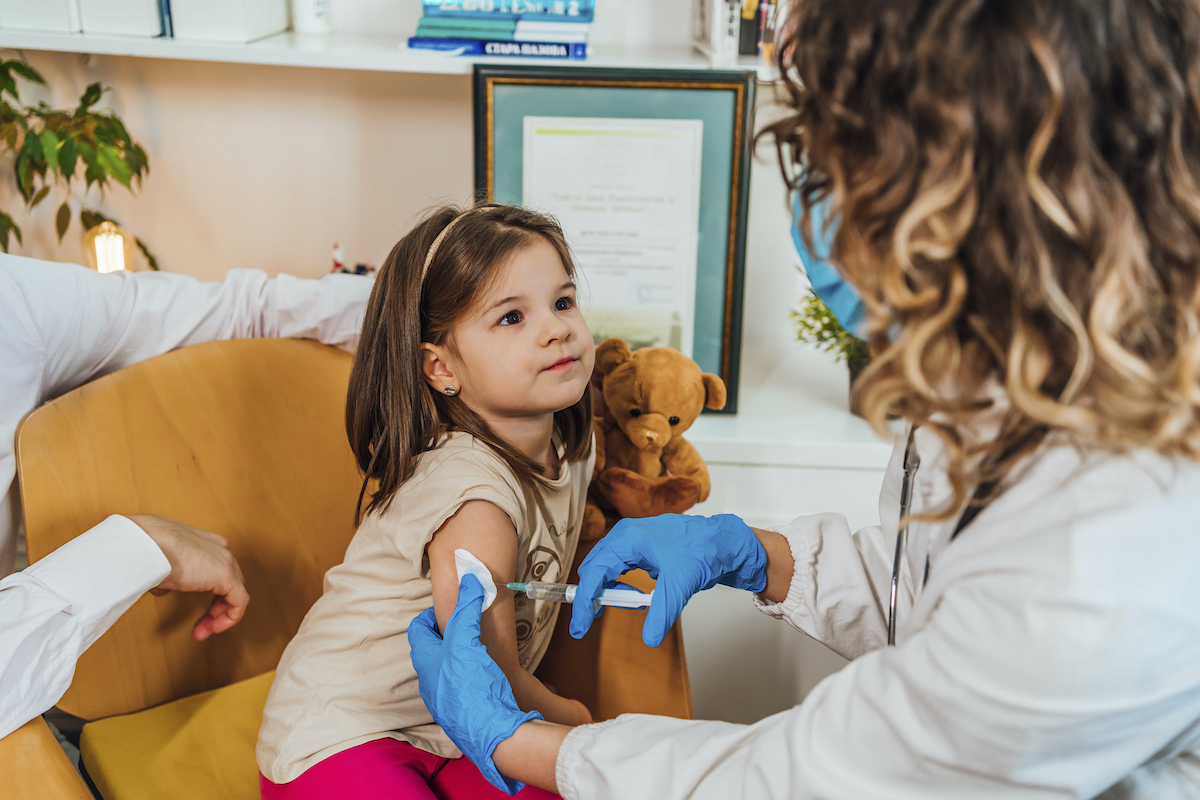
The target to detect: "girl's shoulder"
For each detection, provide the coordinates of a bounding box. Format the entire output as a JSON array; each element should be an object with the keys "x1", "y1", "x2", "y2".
[
  {"x1": 398, "y1": 430, "x2": 523, "y2": 502},
  {"x1": 360, "y1": 431, "x2": 527, "y2": 556}
]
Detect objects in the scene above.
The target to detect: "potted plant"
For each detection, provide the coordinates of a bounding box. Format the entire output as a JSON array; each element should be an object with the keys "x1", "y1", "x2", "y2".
[
  {"x1": 791, "y1": 289, "x2": 870, "y2": 415},
  {"x1": 0, "y1": 56, "x2": 157, "y2": 267}
]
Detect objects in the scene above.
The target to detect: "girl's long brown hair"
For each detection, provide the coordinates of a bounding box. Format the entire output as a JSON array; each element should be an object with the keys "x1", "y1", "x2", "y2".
[
  {"x1": 764, "y1": 0, "x2": 1200, "y2": 519},
  {"x1": 347, "y1": 202, "x2": 593, "y2": 523}
]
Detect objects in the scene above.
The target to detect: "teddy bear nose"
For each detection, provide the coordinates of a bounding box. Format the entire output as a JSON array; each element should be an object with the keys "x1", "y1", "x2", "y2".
[{"x1": 626, "y1": 414, "x2": 672, "y2": 449}]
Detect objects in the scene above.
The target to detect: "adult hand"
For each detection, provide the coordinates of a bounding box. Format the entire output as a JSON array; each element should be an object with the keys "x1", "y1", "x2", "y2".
[
  {"x1": 409, "y1": 574, "x2": 543, "y2": 796},
  {"x1": 126, "y1": 515, "x2": 250, "y2": 642},
  {"x1": 570, "y1": 513, "x2": 767, "y2": 647}
]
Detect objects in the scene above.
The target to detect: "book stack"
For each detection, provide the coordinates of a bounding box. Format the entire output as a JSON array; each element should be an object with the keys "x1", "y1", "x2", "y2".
[
  {"x1": 736, "y1": 0, "x2": 775, "y2": 58},
  {"x1": 692, "y1": 0, "x2": 788, "y2": 65},
  {"x1": 407, "y1": 0, "x2": 594, "y2": 61}
]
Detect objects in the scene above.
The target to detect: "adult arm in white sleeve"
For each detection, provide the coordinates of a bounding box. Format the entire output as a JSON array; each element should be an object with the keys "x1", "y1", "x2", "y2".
[
  {"x1": 556, "y1": 567, "x2": 1200, "y2": 800},
  {"x1": 752, "y1": 425, "x2": 913, "y2": 660},
  {"x1": 0, "y1": 516, "x2": 169, "y2": 740},
  {"x1": 2, "y1": 255, "x2": 371, "y2": 403}
]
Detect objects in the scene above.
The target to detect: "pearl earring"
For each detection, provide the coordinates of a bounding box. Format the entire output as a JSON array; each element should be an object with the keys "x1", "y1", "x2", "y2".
[{"x1": 443, "y1": 386, "x2": 458, "y2": 396}]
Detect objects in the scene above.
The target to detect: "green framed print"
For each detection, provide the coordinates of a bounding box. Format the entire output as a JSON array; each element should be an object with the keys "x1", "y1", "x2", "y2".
[{"x1": 473, "y1": 64, "x2": 755, "y2": 413}]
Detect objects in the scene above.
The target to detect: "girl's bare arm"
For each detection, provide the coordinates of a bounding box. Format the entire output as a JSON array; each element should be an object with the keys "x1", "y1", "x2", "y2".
[{"x1": 427, "y1": 500, "x2": 591, "y2": 726}]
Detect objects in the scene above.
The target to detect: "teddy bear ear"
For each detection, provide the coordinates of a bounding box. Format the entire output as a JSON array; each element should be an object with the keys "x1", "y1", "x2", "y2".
[
  {"x1": 595, "y1": 338, "x2": 633, "y2": 375},
  {"x1": 701, "y1": 373, "x2": 727, "y2": 410}
]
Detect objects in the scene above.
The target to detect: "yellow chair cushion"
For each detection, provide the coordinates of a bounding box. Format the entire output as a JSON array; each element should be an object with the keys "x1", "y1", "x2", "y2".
[{"x1": 80, "y1": 670, "x2": 274, "y2": 800}]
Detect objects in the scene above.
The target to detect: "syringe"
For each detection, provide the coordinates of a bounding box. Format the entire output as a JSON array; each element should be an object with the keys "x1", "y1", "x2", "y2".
[{"x1": 503, "y1": 581, "x2": 652, "y2": 609}]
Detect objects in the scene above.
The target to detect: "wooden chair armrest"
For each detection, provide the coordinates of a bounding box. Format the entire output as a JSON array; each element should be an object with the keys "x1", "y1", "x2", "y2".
[{"x1": 2, "y1": 717, "x2": 94, "y2": 800}]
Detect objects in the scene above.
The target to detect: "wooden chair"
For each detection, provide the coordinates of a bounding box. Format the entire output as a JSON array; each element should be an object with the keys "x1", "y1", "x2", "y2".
[
  {"x1": 9, "y1": 338, "x2": 690, "y2": 799},
  {"x1": 6, "y1": 718, "x2": 94, "y2": 800}
]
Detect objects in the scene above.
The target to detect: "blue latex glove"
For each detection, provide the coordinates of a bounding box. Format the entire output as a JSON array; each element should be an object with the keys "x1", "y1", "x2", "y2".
[
  {"x1": 792, "y1": 190, "x2": 868, "y2": 338},
  {"x1": 408, "y1": 574, "x2": 543, "y2": 795},
  {"x1": 569, "y1": 513, "x2": 768, "y2": 647}
]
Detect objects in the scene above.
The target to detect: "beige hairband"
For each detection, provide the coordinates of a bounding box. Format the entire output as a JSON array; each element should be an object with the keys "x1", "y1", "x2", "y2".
[{"x1": 421, "y1": 207, "x2": 494, "y2": 283}]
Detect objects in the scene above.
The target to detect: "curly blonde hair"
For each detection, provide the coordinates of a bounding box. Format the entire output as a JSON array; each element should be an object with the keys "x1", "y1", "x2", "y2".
[{"x1": 764, "y1": 0, "x2": 1200, "y2": 518}]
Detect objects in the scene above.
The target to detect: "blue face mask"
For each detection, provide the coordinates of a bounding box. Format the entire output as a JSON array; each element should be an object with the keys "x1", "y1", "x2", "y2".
[{"x1": 791, "y1": 192, "x2": 867, "y2": 338}]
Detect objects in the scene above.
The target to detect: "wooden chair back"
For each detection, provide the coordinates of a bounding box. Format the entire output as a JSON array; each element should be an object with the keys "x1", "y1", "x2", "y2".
[
  {"x1": 5, "y1": 718, "x2": 95, "y2": 800},
  {"x1": 17, "y1": 339, "x2": 362, "y2": 721}
]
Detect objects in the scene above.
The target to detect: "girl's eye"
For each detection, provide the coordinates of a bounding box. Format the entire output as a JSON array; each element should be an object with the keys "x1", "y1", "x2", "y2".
[
  {"x1": 555, "y1": 296, "x2": 575, "y2": 311},
  {"x1": 498, "y1": 310, "x2": 523, "y2": 326}
]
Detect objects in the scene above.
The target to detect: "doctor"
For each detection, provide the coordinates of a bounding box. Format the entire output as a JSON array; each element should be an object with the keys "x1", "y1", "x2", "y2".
[{"x1": 408, "y1": 1, "x2": 1200, "y2": 798}]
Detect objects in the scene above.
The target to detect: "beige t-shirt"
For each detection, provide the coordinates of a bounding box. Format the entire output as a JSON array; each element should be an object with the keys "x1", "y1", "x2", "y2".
[{"x1": 256, "y1": 431, "x2": 592, "y2": 784}]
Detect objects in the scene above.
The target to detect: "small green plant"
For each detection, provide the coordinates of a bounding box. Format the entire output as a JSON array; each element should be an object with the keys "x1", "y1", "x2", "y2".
[
  {"x1": 791, "y1": 289, "x2": 869, "y2": 363},
  {"x1": 0, "y1": 56, "x2": 157, "y2": 268}
]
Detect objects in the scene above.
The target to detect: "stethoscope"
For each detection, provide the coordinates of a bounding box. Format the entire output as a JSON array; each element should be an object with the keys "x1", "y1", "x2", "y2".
[
  {"x1": 887, "y1": 427, "x2": 920, "y2": 646},
  {"x1": 885, "y1": 424, "x2": 1043, "y2": 645}
]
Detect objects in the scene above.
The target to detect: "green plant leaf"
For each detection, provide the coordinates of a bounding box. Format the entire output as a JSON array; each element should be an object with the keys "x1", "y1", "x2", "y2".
[
  {"x1": 76, "y1": 82, "x2": 103, "y2": 116},
  {"x1": 20, "y1": 126, "x2": 43, "y2": 164},
  {"x1": 792, "y1": 289, "x2": 869, "y2": 364},
  {"x1": 77, "y1": 142, "x2": 105, "y2": 189},
  {"x1": 0, "y1": 67, "x2": 16, "y2": 103},
  {"x1": 8, "y1": 61, "x2": 46, "y2": 86},
  {"x1": 15, "y1": 152, "x2": 33, "y2": 201},
  {"x1": 92, "y1": 118, "x2": 115, "y2": 147},
  {"x1": 133, "y1": 144, "x2": 149, "y2": 175},
  {"x1": 40, "y1": 129, "x2": 59, "y2": 174},
  {"x1": 55, "y1": 201, "x2": 71, "y2": 241},
  {"x1": 95, "y1": 144, "x2": 133, "y2": 187},
  {"x1": 105, "y1": 114, "x2": 132, "y2": 147},
  {"x1": 80, "y1": 209, "x2": 109, "y2": 230},
  {"x1": 0, "y1": 211, "x2": 20, "y2": 251},
  {"x1": 28, "y1": 184, "x2": 50, "y2": 209},
  {"x1": 58, "y1": 137, "x2": 78, "y2": 179},
  {"x1": 134, "y1": 237, "x2": 159, "y2": 271},
  {"x1": 124, "y1": 143, "x2": 145, "y2": 179}
]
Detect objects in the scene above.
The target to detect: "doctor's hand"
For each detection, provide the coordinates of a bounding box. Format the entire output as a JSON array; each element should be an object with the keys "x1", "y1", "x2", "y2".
[
  {"x1": 409, "y1": 574, "x2": 544, "y2": 796},
  {"x1": 127, "y1": 514, "x2": 250, "y2": 642},
  {"x1": 570, "y1": 513, "x2": 767, "y2": 647}
]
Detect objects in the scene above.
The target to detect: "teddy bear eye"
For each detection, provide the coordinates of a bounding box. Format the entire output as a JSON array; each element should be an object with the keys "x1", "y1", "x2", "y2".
[
  {"x1": 669, "y1": 416, "x2": 680, "y2": 425},
  {"x1": 629, "y1": 409, "x2": 642, "y2": 417}
]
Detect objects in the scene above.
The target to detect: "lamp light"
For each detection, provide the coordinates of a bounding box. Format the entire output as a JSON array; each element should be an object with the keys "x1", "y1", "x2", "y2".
[{"x1": 81, "y1": 221, "x2": 136, "y2": 274}]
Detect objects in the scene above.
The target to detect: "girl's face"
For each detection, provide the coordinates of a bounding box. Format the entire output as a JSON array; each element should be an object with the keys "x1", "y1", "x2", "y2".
[{"x1": 431, "y1": 238, "x2": 595, "y2": 427}]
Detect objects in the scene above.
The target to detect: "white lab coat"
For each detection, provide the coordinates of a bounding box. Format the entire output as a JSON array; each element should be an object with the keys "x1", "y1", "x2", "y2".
[
  {"x1": 0, "y1": 253, "x2": 371, "y2": 578},
  {"x1": 556, "y1": 423, "x2": 1200, "y2": 799},
  {"x1": 0, "y1": 516, "x2": 167, "y2": 740}
]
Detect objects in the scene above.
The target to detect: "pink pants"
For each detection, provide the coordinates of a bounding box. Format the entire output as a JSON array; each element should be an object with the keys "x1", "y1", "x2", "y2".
[{"x1": 259, "y1": 738, "x2": 561, "y2": 800}]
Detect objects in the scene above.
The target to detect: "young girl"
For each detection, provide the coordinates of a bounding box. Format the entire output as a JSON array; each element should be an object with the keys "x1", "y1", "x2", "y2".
[{"x1": 256, "y1": 202, "x2": 596, "y2": 799}]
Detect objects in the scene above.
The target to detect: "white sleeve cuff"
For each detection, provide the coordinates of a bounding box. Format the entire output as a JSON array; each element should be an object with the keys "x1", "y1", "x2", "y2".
[
  {"x1": 556, "y1": 718, "x2": 620, "y2": 800},
  {"x1": 752, "y1": 520, "x2": 816, "y2": 621},
  {"x1": 22, "y1": 515, "x2": 170, "y2": 631},
  {"x1": 271, "y1": 272, "x2": 372, "y2": 353}
]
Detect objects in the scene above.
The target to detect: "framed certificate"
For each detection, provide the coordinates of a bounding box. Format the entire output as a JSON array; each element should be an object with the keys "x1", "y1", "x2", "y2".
[{"x1": 473, "y1": 65, "x2": 755, "y2": 413}]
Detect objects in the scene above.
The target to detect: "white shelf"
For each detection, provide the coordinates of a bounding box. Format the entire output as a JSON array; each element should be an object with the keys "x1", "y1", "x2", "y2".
[
  {"x1": 688, "y1": 344, "x2": 895, "y2": 471},
  {"x1": 0, "y1": 29, "x2": 775, "y2": 78}
]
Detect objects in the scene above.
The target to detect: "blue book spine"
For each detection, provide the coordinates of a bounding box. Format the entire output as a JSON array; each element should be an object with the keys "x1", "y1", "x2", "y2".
[
  {"x1": 407, "y1": 36, "x2": 588, "y2": 59},
  {"x1": 416, "y1": 23, "x2": 518, "y2": 40},
  {"x1": 422, "y1": 0, "x2": 595, "y2": 23},
  {"x1": 158, "y1": 0, "x2": 172, "y2": 37}
]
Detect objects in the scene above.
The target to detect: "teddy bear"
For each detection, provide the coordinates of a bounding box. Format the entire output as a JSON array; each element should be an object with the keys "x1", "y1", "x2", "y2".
[{"x1": 580, "y1": 338, "x2": 727, "y2": 542}]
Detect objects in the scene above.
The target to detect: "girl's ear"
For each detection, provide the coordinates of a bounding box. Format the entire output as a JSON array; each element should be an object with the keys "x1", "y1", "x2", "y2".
[{"x1": 421, "y1": 343, "x2": 459, "y2": 394}]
